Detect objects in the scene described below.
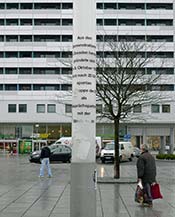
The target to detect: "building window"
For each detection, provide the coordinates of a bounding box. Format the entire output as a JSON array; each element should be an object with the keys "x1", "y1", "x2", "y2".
[
  {"x1": 20, "y1": 3, "x2": 33, "y2": 10},
  {"x1": 61, "y1": 84, "x2": 72, "y2": 91},
  {"x1": 19, "y1": 84, "x2": 31, "y2": 91},
  {"x1": 104, "y1": 19, "x2": 117, "y2": 26},
  {"x1": 104, "y1": 3, "x2": 117, "y2": 9},
  {"x1": 19, "y1": 104, "x2": 27, "y2": 113},
  {"x1": 96, "y1": 104, "x2": 102, "y2": 113},
  {"x1": 47, "y1": 104, "x2": 56, "y2": 113},
  {"x1": 162, "y1": 104, "x2": 170, "y2": 113},
  {"x1": 62, "y1": 3, "x2": 72, "y2": 9},
  {"x1": 151, "y1": 104, "x2": 160, "y2": 113},
  {"x1": 122, "y1": 104, "x2": 132, "y2": 113},
  {"x1": 5, "y1": 68, "x2": 17, "y2": 74},
  {"x1": 8, "y1": 104, "x2": 16, "y2": 113},
  {"x1": 5, "y1": 84, "x2": 17, "y2": 91},
  {"x1": 37, "y1": 104, "x2": 45, "y2": 113},
  {"x1": 6, "y1": 3, "x2": 19, "y2": 9},
  {"x1": 133, "y1": 104, "x2": 142, "y2": 113},
  {"x1": 65, "y1": 104, "x2": 72, "y2": 113},
  {"x1": 6, "y1": 35, "x2": 18, "y2": 42},
  {"x1": 19, "y1": 68, "x2": 32, "y2": 74},
  {"x1": 6, "y1": 19, "x2": 19, "y2": 25},
  {"x1": 20, "y1": 35, "x2": 32, "y2": 42}
]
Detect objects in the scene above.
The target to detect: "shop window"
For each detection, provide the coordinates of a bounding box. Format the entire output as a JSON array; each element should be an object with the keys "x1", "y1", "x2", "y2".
[
  {"x1": 19, "y1": 104, "x2": 27, "y2": 113},
  {"x1": 151, "y1": 104, "x2": 160, "y2": 113},
  {"x1": 37, "y1": 104, "x2": 45, "y2": 113},
  {"x1": 133, "y1": 104, "x2": 142, "y2": 113},
  {"x1": 162, "y1": 104, "x2": 170, "y2": 113},
  {"x1": 8, "y1": 104, "x2": 16, "y2": 113},
  {"x1": 47, "y1": 104, "x2": 56, "y2": 113},
  {"x1": 65, "y1": 104, "x2": 72, "y2": 113}
]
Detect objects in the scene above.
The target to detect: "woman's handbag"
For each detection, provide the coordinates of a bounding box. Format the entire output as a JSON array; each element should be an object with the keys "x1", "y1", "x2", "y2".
[
  {"x1": 135, "y1": 180, "x2": 144, "y2": 203},
  {"x1": 151, "y1": 183, "x2": 163, "y2": 200}
]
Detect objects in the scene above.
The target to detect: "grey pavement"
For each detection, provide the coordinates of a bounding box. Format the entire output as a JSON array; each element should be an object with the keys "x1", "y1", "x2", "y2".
[{"x1": 0, "y1": 154, "x2": 174, "y2": 217}]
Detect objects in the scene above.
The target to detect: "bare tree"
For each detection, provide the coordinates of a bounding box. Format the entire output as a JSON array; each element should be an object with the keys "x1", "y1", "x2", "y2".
[{"x1": 96, "y1": 39, "x2": 164, "y2": 178}]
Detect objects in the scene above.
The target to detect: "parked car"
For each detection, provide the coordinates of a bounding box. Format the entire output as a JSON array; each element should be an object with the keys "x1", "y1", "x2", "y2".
[
  {"x1": 100, "y1": 141, "x2": 134, "y2": 163},
  {"x1": 29, "y1": 144, "x2": 72, "y2": 163},
  {"x1": 133, "y1": 147, "x2": 141, "y2": 158}
]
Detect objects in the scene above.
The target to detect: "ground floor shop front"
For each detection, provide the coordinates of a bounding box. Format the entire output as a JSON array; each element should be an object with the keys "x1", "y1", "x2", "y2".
[{"x1": 0, "y1": 122, "x2": 174, "y2": 154}]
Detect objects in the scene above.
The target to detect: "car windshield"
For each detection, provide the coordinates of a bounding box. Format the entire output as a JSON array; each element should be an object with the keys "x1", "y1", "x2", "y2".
[{"x1": 104, "y1": 143, "x2": 114, "y2": 150}]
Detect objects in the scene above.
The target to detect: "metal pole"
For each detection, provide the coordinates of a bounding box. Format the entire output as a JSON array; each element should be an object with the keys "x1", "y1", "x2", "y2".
[{"x1": 71, "y1": 0, "x2": 96, "y2": 216}]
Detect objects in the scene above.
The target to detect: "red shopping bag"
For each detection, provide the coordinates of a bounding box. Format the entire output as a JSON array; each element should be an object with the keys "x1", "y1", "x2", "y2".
[{"x1": 151, "y1": 183, "x2": 163, "y2": 200}]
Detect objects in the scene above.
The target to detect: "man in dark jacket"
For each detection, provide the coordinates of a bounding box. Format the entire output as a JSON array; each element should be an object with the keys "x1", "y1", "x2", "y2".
[
  {"x1": 137, "y1": 144, "x2": 156, "y2": 207},
  {"x1": 39, "y1": 145, "x2": 52, "y2": 178}
]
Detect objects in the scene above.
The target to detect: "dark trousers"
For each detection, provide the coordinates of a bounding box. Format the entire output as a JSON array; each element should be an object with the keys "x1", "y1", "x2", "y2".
[{"x1": 143, "y1": 183, "x2": 152, "y2": 203}]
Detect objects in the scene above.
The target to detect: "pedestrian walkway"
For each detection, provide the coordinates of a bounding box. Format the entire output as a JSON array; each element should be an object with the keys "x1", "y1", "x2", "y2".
[{"x1": 0, "y1": 154, "x2": 174, "y2": 217}]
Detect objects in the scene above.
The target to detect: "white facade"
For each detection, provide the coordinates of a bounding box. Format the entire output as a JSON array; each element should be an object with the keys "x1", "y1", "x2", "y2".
[{"x1": 0, "y1": 0, "x2": 175, "y2": 147}]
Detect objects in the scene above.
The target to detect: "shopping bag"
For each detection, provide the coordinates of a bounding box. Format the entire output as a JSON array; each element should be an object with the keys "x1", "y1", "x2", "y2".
[
  {"x1": 135, "y1": 181, "x2": 144, "y2": 203},
  {"x1": 151, "y1": 183, "x2": 163, "y2": 200}
]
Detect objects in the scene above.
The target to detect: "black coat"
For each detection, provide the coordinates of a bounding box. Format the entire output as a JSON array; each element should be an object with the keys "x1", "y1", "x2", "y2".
[
  {"x1": 137, "y1": 151, "x2": 156, "y2": 184},
  {"x1": 40, "y1": 146, "x2": 51, "y2": 159}
]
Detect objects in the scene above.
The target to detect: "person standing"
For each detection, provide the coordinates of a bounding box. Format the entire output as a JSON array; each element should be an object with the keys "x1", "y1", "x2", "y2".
[
  {"x1": 136, "y1": 144, "x2": 156, "y2": 207},
  {"x1": 39, "y1": 145, "x2": 52, "y2": 178}
]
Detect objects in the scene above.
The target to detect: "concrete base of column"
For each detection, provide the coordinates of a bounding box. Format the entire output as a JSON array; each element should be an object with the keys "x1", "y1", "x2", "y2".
[{"x1": 70, "y1": 162, "x2": 96, "y2": 217}]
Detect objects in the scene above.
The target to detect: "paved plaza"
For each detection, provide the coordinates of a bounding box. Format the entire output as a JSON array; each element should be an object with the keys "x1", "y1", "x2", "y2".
[{"x1": 0, "y1": 154, "x2": 174, "y2": 217}]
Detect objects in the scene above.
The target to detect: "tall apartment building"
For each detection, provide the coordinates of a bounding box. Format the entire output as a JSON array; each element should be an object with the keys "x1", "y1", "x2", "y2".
[{"x1": 0, "y1": 0, "x2": 174, "y2": 151}]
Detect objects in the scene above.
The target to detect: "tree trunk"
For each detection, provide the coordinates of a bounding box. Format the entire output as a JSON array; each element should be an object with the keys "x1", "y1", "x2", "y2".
[{"x1": 114, "y1": 118, "x2": 120, "y2": 179}]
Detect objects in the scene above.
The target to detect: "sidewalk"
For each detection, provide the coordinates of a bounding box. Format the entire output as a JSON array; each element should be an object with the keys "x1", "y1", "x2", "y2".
[{"x1": 0, "y1": 155, "x2": 174, "y2": 217}]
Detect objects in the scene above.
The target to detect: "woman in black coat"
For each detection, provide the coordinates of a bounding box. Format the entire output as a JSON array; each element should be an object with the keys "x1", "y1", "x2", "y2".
[{"x1": 137, "y1": 144, "x2": 156, "y2": 207}]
